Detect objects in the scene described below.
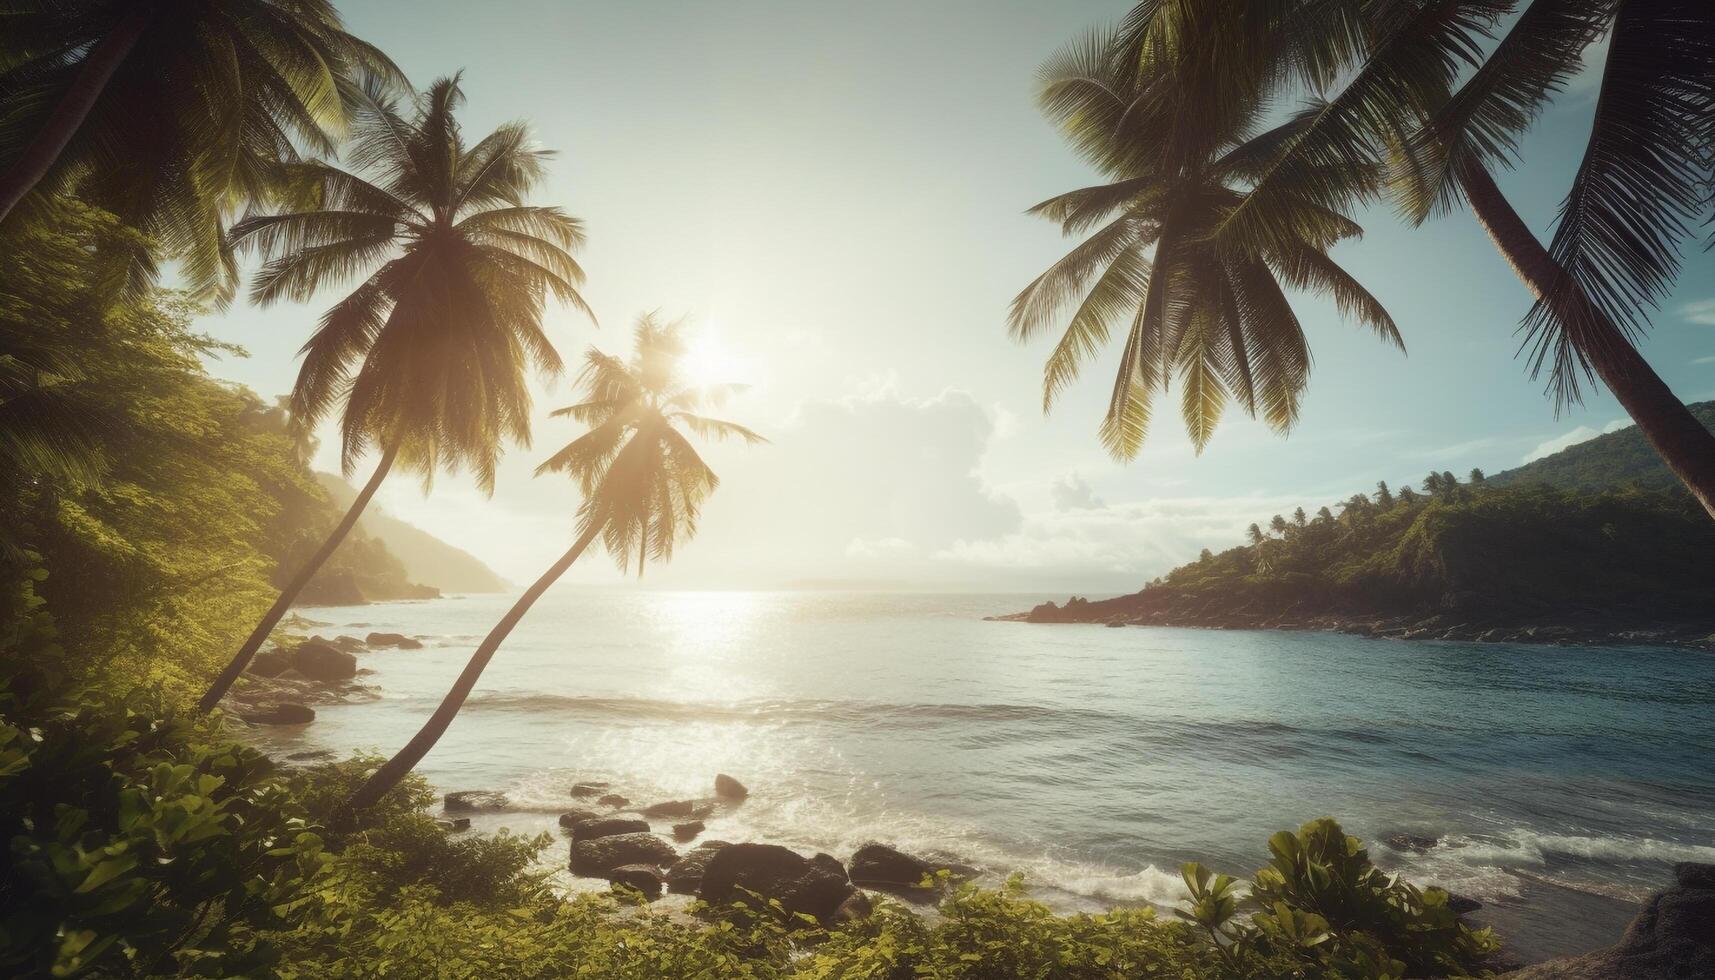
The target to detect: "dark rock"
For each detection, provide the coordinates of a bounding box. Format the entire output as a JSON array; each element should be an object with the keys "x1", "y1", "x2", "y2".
[
  {"x1": 1382, "y1": 833, "x2": 1439, "y2": 855},
  {"x1": 832, "y1": 890, "x2": 874, "y2": 924},
  {"x1": 240, "y1": 701, "x2": 316, "y2": 725},
  {"x1": 558, "y1": 808, "x2": 602, "y2": 830},
  {"x1": 665, "y1": 843, "x2": 728, "y2": 894},
  {"x1": 572, "y1": 815, "x2": 649, "y2": 841},
  {"x1": 642, "y1": 799, "x2": 715, "y2": 819},
  {"x1": 248, "y1": 648, "x2": 295, "y2": 678},
  {"x1": 286, "y1": 749, "x2": 334, "y2": 761},
  {"x1": 436, "y1": 817, "x2": 471, "y2": 832},
  {"x1": 714, "y1": 773, "x2": 748, "y2": 800},
  {"x1": 292, "y1": 640, "x2": 358, "y2": 681},
  {"x1": 673, "y1": 820, "x2": 705, "y2": 843},
  {"x1": 570, "y1": 832, "x2": 676, "y2": 875},
  {"x1": 597, "y1": 793, "x2": 631, "y2": 808},
  {"x1": 1508, "y1": 864, "x2": 1715, "y2": 979},
  {"x1": 365, "y1": 631, "x2": 424, "y2": 649},
  {"x1": 699, "y1": 843, "x2": 857, "y2": 923},
  {"x1": 609, "y1": 864, "x2": 664, "y2": 900},
  {"x1": 331, "y1": 635, "x2": 367, "y2": 651},
  {"x1": 1104, "y1": 620, "x2": 1125, "y2": 628},
  {"x1": 444, "y1": 790, "x2": 509, "y2": 812},
  {"x1": 849, "y1": 843, "x2": 944, "y2": 889},
  {"x1": 1446, "y1": 892, "x2": 1482, "y2": 915},
  {"x1": 570, "y1": 781, "x2": 610, "y2": 798}
]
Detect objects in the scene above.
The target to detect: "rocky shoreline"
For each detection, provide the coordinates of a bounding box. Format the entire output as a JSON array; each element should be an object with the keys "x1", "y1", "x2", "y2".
[{"x1": 995, "y1": 594, "x2": 1715, "y2": 650}]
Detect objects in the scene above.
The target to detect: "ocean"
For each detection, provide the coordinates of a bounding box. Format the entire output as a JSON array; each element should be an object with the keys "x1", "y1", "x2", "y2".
[{"x1": 252, "y1": 591, "x2": 1715, "y2": 962}]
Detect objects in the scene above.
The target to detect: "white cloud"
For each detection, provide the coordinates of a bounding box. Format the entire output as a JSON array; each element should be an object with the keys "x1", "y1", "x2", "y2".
[
  {"x1": 1680, "y1": 299, "x2": 1715, "y2": 326},
  {"x1": 1695, "y1": 355, "x2": 1715, "y2": 366},
  {"x1": 1521, "y1": 418, "x2": 1630, "y2": 463},
  {"x1": 1050, "y1": 473, "x2": 1105, "y2": 511}
]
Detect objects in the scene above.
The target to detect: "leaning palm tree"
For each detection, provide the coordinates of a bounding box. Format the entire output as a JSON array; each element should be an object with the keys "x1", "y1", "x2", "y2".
[
  {"x1": 1013, "y1": 23, "x2": 1402, "y2": 459},
  {"x1": 1169, "y1": 0, "x2": 1715, "y2": 518},
  {"x1": 196, "y1": 75, "x2": 590, "y2": 713},
  {"x1": 347, "y1": 314, "x2": 764, "y2": 811},
  {"x1": 0, "y1": 0, "x2": 401, "y2": 300}
]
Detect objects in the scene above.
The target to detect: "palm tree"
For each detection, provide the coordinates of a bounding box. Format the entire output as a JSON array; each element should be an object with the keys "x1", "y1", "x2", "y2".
[
  {"x1": 0, "y1": 0, "x2": 401, "y2": 300},
  {"x1": 1469, "y1": 467, "x2": 1485, "y2": 484},
  {"x1": 347, "y1": 314, "x2": 764, "y2": 811},
  {"x1": 1011, "y1": 20, "x2": 1402, "y2": 459},
  {"x1": 1292, "y1": 506, "x2": 1308, "y2": 528},
  {"x1": 1373, "y1": 481, "x2": 1394, "y2": 508},
  {"x1": 1269, "y1": 514, "x2": 1290, "y2": 536},
  {"x1": 1172, "y1": 0, "x2": 1715, "y2": 518},
  {"x1": 195, "y1": 76, "x2": 589, "y2": 714},
  {"x1": 1423, "y1": 472, "x2": 1445, "y2": 498},
  {"x1": 1246, "y1": 523, "x2": 1266, "y2": 546}
]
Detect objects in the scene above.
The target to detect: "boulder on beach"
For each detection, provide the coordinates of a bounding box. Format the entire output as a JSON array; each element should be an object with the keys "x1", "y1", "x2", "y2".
[
  {"x1": 557, "y1": 808, "x2": 602, "y2": 830},
  {"x1": 597, "y1": 793, "x2": 631, "y2": 808},
  {"x1": 699, "y1": 843, "x2": 858, "y2": 923},
  {"x1": 714, "y1": 773, "x2": 748, "y2": 801},
  {"x1": 832, "y1": 890, "x2": 874, "y2": 924},
  {"x1": 848, "y1": 842, "x2": 955, "y2": 891},
  {"x1": 673, "y1": 820, "x2": 705, "y2": 843},
  {"x1": 331, "y1": 635, "x2": 367, "y2": 651},
  {"x1": 570, "y1": 833, "x2": 676, "y2": 876},
  {"x1": 365, "y1": 631, "x2": 423, "y2": 649},
  {"x1": 609, "y1": 864, "x2": 664, "y2": 900},
  {"x1": 292, "y1": 640, "x2": 358, "y2": 682},
  {"x1": 570, "y1": 781, "x2": 610, "y2": 798},
  {"x1": 444, "y1": 790, "x2": 509, "y2": 812},
  {"x1": 665, "y1": 842, "x2": 728, "y2": 894},
  {"x1": 248, "y1": 648, "x2": 294, "y2": 678},
  {"x1": 1507, "y1": 862, "x2": 1715, "y2": 980},
  {"x1": 239, "y1": 701, "x2": 315, "y2": 726},
  {"x1": 572, "y1": 815, "x2": 649, "y2": 841}
]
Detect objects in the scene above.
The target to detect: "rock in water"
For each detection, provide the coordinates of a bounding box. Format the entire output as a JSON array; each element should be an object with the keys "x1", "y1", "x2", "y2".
[
  {"x1": 609, "y1": 864, "x2": 665, "y2": 900},
  {"x1": 436, "y1": 818, "x2": 471, "y2": 832},
  {"x1": 365, "y1": 632, "x2": 423, "y2": 649},
  {"x1": 248, "y1": 648, "x2": 294, "y2": 678},
  {"x1": 597, "y1": 793, "x2": 631, "y2": 808},
  {"x1": 292, "y1": 641, "x2": 357, "y2": 681},
  {"x1": 698, "y1": 843, "x2": 857, "y2": 923},
  {"x1": 832, "y1": 890, "x2": 874, "y2": 924},
  {"x1": 665, "y1": 843, "x2": 727, "y2": 894},
  {"x1": 1383, "y1": 833, "x2": 1440, "y2": 854},
  {"x1": 570, "y1": 833, "x2": 676, "y2": 875},
  {"x1": 557, "y1": 808, "x2": 602, "y2": 830},
  {"x1": 714, "y1": 773, "x2": 748, "y2": 800},
  {"x1": 443, "y1": 790, "x2": 509, "y2": 812},
  {"x1": 571, "y1": 815, "x2": 649, "y2": 841},
  {"x1": 848, "y1": 843, "x2": 938, "y2": 888},
  {"x1": 642, "y1": 799, "x2": 714, "y2": 819},
  {"x1": 1508, "y1": 863, "x2": 1715, "y2": 979},
  {"x1": 672, "y1": 820, "x2": 705, "y2": 843},
  {"x1": 570, "y1": 781, "x2": 610, "y2": 798},
  {"x1": 240, "y1": 702, "x2": 315, "y2": 725}
]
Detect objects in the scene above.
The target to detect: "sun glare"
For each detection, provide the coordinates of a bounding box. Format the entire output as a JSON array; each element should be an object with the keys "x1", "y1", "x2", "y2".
[{"x1": 680, "y1": 320, "x2": 752, "y2": 390}]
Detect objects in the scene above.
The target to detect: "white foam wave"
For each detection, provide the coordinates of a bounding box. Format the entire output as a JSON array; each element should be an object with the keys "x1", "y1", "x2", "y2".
[{"x1": 1434, "y1": 830, "x2": 1715, "y2": 867}]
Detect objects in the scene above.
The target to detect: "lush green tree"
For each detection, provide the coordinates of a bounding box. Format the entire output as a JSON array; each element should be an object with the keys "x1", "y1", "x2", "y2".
[
  {"x1": 0, "y1": 0, "x2": 402, "y2": 299},
  {"x1": 1010, "y1": 18, "x2": 1401, "y2": 458},
  {"x1": 1292, "y1": 506, "x2": 1308, "y2": 528},
  {"x1": 198, "y1": 76, "x2": 590, "y2": 713},
  {"x1": 1397, "y1": 485, "x2": 1419, "y2": 507},
  {"x1": 1270, "y1": 514, "x2": 1290, "y2": 536},
  {"x1": 1246, "y1": 523, "x2": 1265, "y2": 546},
  {"x1": 1423, "y1": 472, "x2": 1444, "y2": 498},
  {"x1": 1374, "y1": 481, "x2": 1394, "y2": 508},
  {"x1": 1152, "y1": 0, "x2": 1715, "y2": 519},
  {"x1": 1316, "y1": 505, "x2": 1335, "y2": 524},
  {"x1": 1470, "y1": 467, "x2": 1486, "y2": 484},
  {"x1": 347, "y1": 315, "x2": 763, "y2": 812}
]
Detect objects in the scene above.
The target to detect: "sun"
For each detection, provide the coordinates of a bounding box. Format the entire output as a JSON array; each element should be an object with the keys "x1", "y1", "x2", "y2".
[{"x1": 679, "y1": 320, "x2": 752, "y2": 390}]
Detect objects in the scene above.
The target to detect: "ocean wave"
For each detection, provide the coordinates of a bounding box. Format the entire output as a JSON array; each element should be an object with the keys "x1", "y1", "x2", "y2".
[{"x1": 1433, "y1": 829, "x2": 1715, "y2": 867}]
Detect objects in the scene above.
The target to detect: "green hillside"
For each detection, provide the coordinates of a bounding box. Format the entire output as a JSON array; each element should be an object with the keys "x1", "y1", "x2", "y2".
[
  {"x1": 1488, "y1": 401, "x2": 1715, "y2": 494},
  {"x1": 316, "y1": 473, "x2": 509, "y2": 594}
]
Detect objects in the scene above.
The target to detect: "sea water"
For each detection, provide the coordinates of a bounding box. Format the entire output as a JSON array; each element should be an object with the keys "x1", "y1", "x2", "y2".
[{"x1": 250, "y1": 591, "x2": 1715, "y2": 961}]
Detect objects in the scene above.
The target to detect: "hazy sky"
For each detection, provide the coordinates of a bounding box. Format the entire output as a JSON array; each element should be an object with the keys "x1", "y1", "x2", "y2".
[{"x1": 195, "y1": 0, "x2": 1715, "y2": 593}]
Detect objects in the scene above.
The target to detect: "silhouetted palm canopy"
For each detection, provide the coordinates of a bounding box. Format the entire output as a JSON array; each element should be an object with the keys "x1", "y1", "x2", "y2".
[
  {"x1": 230, "y1": 74, "x2": 591, "y2": 491},
  {"x1": 1184, "y1": 0, "x2": 1714, "y2": 403},
  {"x1": 538, "y1": 314, "x2": 765, "y2": 573},
  {"x1": 1012, "y1": 22, "x2": 1402, "y2": 459},
  {"x1": 0, "y1": 0, "x2": 400, "y2": 299}
]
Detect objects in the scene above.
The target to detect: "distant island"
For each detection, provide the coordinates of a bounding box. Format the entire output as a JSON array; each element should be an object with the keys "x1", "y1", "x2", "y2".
[{"x1": 1006, "y1": 403, "x2": 1715, "y2": 646}]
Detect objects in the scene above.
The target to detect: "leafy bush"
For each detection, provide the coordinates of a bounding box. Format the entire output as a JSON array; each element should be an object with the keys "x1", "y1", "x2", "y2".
[{"x1": 0, "y1": 687, "x2": 329, "y2": 978}]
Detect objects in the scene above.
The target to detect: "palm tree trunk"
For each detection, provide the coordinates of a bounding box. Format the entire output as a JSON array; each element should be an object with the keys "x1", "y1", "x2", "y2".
[
  {"x1": 346, "y1": 522, "x2": 603, "y2": 813},
  {"x1": 196, "y1": 446, "x2": 399, "y2": 713},
  {"x1": 0, "y1": 6, "x2": 152, "y2": 225},
  {"x1": 1458, "y1": 163, "x2": 1715, "y2": 521}
]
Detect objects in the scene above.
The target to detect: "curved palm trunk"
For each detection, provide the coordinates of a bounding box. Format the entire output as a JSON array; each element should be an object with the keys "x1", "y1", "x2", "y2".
[
  {"x1": 1459, "y1": 164, "x2": 1715, "y2": 521},
  {"x1": 197, "y1": 446, "x2": 399, "y2": 713},
  {"x1": 346, "y1": 522, "x2": 603, "y2": 813},
  {"x1": 0, "y1": 6, "x2": 152, "y2": 225}
]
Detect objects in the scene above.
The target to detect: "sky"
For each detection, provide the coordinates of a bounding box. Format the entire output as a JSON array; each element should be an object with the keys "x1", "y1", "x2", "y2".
[{"x1": 194, "y1": 0, "x2": 1715, "y2": 594}]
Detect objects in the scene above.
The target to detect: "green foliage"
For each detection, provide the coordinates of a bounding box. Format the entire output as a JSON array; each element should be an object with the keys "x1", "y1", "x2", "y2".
[
  {"x1": 0, "y1": 682, "x2": 329, "y2": 978},
  {"x1": 1486, "y1": 402, "x2": 1715, "y2": 495}
]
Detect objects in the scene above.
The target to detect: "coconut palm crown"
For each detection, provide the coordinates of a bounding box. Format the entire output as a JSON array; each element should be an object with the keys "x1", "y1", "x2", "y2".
[
  {"x1": 537, "y1": 313, "x2": 765, "y2": 574},
  {"x1": 1012, "y1": 24, "x2": 1402, "y2": 460},
  {"x1": 230, "y1": 73, "x2": 591, "y2": 493}
]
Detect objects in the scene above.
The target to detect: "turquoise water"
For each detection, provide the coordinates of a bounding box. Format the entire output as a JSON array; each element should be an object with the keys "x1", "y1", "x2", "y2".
[{"x1": 255, "y1": 591, "x2": 1715, "y2": 960}]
